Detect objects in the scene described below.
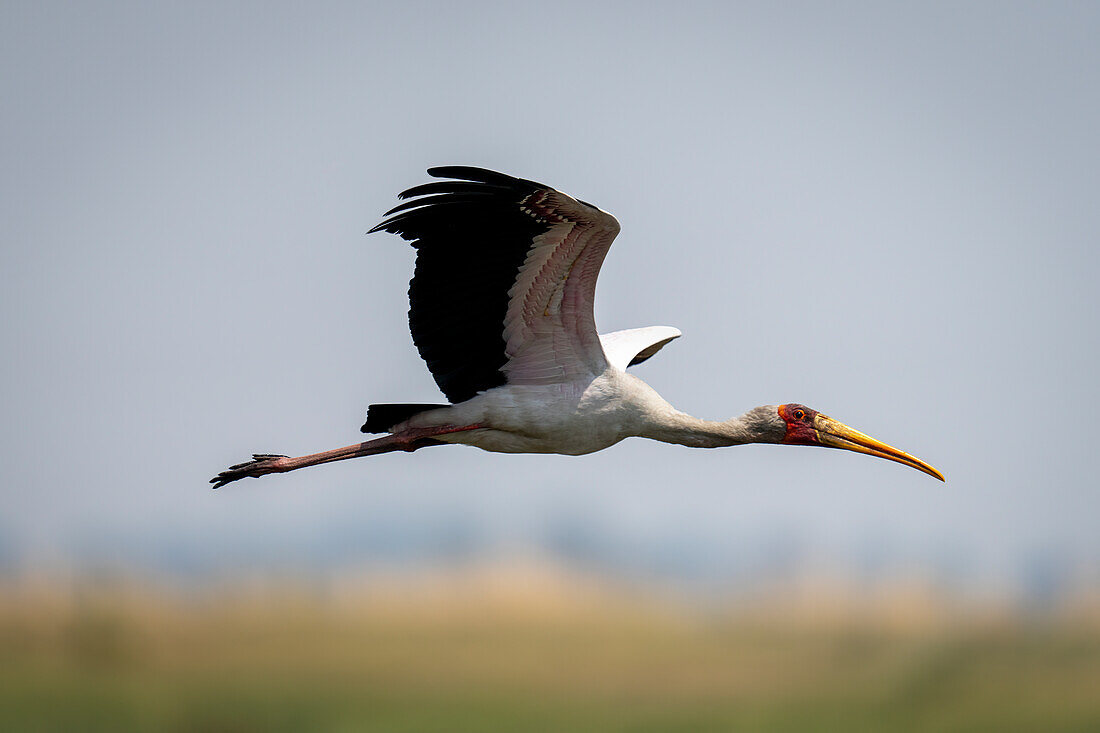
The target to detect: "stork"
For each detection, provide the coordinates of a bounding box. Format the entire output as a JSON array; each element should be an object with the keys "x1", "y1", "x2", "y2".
[{"x1": 212, "y1": 167, "x2": 943, "y2": 488}]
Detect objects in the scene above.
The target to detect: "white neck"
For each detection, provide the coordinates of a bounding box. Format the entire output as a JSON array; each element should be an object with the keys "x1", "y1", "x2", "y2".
[{"x1": 639, "y1": 410, "x2": 758, "y2": 448}]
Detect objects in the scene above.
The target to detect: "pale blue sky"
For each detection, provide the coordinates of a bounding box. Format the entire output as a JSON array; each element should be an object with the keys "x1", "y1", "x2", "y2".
[{"x1": 2, "y1": 2, "x2": 1097, "y2": 585}]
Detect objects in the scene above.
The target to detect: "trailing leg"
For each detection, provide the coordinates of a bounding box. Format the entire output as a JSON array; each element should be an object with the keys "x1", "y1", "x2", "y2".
[{"x1": 210, "y1": 425, "x2": 481, "y2": 488}]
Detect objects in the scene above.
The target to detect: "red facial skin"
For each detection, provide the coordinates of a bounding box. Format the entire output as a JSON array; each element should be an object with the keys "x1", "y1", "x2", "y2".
[{"x1": 778, "y1": 403, "x2": 820, "y2": 445}]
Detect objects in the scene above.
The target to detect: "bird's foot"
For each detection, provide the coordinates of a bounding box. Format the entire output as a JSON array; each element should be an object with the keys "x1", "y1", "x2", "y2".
[{"x1": 210, "y1": 454, "x2": 290, "y2": 489}]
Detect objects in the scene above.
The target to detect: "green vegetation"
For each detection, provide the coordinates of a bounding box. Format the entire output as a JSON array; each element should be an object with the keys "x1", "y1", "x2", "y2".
[{"x1": 2, "y1": 579, "x2": 1099, "y2": 732}]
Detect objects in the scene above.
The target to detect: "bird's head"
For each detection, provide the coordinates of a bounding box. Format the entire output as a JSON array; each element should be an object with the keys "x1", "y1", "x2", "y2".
[{"x1": 775, "y1": 403, "x2": 944, "y2": 481}]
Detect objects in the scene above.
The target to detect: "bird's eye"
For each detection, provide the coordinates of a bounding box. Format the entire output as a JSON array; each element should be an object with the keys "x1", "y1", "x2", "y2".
[{"x1": 793, "y1": 409, "x2": 806, "y2": 421}]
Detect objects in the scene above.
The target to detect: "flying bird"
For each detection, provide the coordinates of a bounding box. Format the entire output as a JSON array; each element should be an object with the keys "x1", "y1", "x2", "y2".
[{"x1": 212, "y1": 167, "x2": 943, "y2": 488}]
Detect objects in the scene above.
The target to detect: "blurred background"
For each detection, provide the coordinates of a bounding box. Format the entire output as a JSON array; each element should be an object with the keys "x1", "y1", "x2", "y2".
[{"x1": 2, "y1": 1, "x2": 1099, "y2": 730}]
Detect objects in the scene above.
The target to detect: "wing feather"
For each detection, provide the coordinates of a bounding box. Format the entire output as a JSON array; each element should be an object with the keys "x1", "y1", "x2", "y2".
[{"x1": 371, "y1": 167, "x2": 621, "y2": 403}]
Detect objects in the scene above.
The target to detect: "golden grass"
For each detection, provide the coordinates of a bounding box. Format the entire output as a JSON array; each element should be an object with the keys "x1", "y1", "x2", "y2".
[{"x1": 2, "y1": 568, "x2": 1099, "y2": 732}]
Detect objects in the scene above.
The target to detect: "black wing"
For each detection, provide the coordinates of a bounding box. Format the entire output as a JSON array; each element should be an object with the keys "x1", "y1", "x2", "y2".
[{"x1": 371, "y1": 167, "x2": 620, "y2": 403}]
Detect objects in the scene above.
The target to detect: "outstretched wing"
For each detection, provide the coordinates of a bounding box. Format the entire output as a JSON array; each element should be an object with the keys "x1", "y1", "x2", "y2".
[{"x1": 370, "y1": 167, "x2": 621, "y2": 403}]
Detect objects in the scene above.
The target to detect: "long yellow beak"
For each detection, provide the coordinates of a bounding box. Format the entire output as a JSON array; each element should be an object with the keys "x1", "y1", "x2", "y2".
[{"x1": 813, "y1": 414, "x2": 945, "y2": 481}]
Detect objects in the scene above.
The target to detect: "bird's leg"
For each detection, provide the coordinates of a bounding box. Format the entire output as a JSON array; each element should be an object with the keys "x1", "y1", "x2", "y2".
[{"x1": 210, "y1": 424, "x2": 482, "y2": 489}]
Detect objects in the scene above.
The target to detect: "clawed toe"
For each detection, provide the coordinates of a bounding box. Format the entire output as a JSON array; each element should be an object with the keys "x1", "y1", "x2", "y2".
[{"x1": 210, "y1": 454, "x2": 289, "y2": 489}]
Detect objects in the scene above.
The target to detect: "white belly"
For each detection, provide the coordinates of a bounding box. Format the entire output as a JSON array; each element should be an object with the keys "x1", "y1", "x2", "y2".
[
  {"x1": 447, "y1": 423, "x2": 625, "y2": 455},
  {"x1": 405, "y1": 370, "x2": 661, "y2": 456}
]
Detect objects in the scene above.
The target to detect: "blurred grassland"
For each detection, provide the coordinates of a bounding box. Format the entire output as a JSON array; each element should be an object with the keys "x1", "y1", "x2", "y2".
[{"x1": 2, "y1": 569, "x2": 1099, "y2": 732}]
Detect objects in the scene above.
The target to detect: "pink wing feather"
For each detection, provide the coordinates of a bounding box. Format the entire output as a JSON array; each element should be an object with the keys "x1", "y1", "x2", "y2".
[{"x1": 501, "y1": 188, "x2": 621, "y2": 385}]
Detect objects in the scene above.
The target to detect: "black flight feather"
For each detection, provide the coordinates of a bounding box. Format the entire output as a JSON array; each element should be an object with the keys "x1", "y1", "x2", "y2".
[
  {"x1": 370, "y1": 167, "x2": 555, "y2": 403},
  {"x1": 362, "y1": 403, "x2": 449, "y2": 433}
]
